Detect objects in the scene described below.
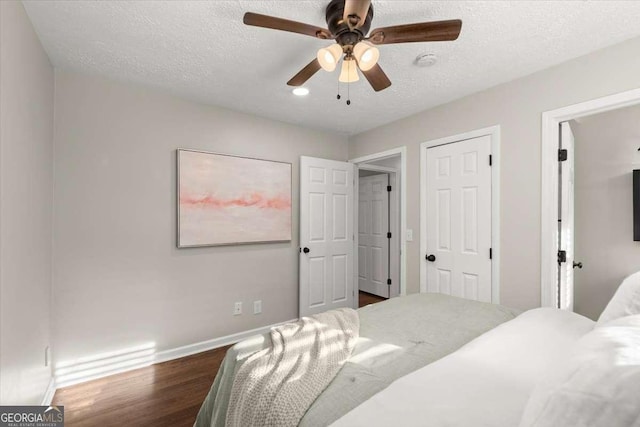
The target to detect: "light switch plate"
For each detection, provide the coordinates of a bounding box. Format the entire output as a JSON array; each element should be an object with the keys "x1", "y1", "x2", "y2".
[{"x1": 406, "y1": 229, "x2": 414, "y2": 241}]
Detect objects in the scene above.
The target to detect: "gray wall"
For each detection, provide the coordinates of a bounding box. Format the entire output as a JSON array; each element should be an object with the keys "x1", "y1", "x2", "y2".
[
  {"x1": 349, "y1": 36, "x2": 640, "y2": 310},
  {"x1": 0, "y1": 1, "x2": 54, "y2": 404},
  {"x1": 572, "y1": 107, "x2": 640, "y2": 320},
  {"x1": 52, "y1": 71, "x2": 348, "y2": 366}
]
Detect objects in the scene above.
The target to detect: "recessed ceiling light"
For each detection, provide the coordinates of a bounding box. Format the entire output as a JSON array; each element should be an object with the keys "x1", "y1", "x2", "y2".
[{"x1": 292, "y1": 87, "x2": 309, "y2": 96}]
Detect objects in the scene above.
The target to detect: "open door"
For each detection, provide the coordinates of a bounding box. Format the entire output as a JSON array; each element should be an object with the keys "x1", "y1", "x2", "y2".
[
  {"x1": 558, "y1": 121, "x2": 575, "y2": 310},
  {"x1": 358, "y1": 173, "x2": 390, "y2": 298},
  {"x1": 299, "y1": 156, "x2": 355, "y2": 317}
]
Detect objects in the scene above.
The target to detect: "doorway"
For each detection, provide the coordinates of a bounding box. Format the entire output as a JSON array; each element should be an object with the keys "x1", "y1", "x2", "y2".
[
  {"x1": 546, "y1": 106, "x2": 640, "y2": 318},
  {"x1": 299, "y1": 149, "x2": 406, "y2": 317},
  {"x1": 351, "y1": 148, "x2": 406, "y2": 308},
  {"x1": 541, "y1": 87, "x2": 640, "y2": 311},
  {"x1": 358, "y1": 168, "x2": 394, "y2": 303}
]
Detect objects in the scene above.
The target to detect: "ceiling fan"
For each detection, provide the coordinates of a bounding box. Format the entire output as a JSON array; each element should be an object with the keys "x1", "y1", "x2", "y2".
[{"x1": 243, "y1": 0, "x2": 462, "y2": 93}]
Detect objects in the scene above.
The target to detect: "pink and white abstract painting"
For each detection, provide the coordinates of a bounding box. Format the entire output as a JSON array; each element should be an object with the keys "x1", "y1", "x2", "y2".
[{"x1": 177, "y1": 150, "x2": 292, "y2": 247}]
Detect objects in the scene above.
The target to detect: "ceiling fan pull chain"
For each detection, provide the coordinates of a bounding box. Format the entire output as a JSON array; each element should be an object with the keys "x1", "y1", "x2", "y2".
[
  {"x1": 347, "y1": 61, "x2": 351, "y2": 106},
  {"x1": 337, "y1": 74, "x2": 341, "y2": 100}
]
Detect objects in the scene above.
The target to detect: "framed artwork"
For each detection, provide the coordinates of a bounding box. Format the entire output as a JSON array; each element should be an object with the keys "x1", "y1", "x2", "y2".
[{"x1": 177, "y1": 149, "x2": 292, "y2": 247}]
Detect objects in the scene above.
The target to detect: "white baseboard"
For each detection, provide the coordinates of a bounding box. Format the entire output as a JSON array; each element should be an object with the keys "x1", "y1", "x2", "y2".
[
  {"x1": 54, "y1": 318, "x2": 298, "y2": 390},
  {"x1": 41, "y1": 377, "x2": 56, "y2": 406},
  {"x1": 153, "y1": 319, "x2": 297, "y2": 364}
]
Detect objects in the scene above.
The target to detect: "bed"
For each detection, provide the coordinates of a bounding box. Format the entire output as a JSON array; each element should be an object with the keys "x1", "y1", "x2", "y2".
[
  {"x1": 196, "y1": 271, "x2": 640, "y2": 427},
  {"x1": 331, "y1": 307, "x2": 594, "y2": 426},
  {"x1": 195, "y1": 293, "x2": 519, "y2": 427},
  {"x1": 333, "y1": 271, "x2": 640, "y2": 427}
]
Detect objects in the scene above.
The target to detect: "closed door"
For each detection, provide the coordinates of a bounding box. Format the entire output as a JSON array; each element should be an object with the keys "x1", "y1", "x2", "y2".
[
  {"x1": 299, "y1": 156, "x2": 354, "y2": 317},
  {"x1": 425, "y1": 136, "x2": 492, "y2": 302},
  {"x1": 558, "y1": 121, "x2": 575, "y2": 310},
  {"x1": 358, "y1": 174, "x2": 390, "y2": 298}
]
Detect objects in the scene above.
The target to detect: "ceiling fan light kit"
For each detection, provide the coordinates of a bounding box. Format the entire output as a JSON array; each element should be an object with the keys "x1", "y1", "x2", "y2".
[
  {"x1": 243, "y1": 0, "x2": 462, "y2": 99},
  {"x1": 317, "y1": 43, "x2": 343, "y2": 72},
  {"x1": 339, "y1": 58, "x2": 360, "y2": 83},
  {"x1": 353, "y1": 41, "x2": 379, "y2": 71}
]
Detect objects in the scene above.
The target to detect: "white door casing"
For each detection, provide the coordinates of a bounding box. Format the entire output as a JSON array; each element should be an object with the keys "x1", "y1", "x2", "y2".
[
  {"x1": 425, "y1": 136, "x2": 493, "y2": 302},
  {"x1": 541, "y1": 88, "x2": 640, "y2": 308},
  {"x1": 299, "y1": 156, "x2": 354, "y2": 317},
  {"x1": 358, "y1": 174, "x2": 390, "y2": 298},
  {"x1": 558, "y1": 122, "x2": 575, "y2": 310},
  {"x1": 350, "y1": 147, "x2": 408, "y2": 297}
]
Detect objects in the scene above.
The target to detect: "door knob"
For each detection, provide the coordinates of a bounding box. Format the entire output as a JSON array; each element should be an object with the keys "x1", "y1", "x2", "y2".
[
  {"x1": 573, "y1": 261, "x2": 583, "y2": 269},
  {"x1": 426, "y1": 254, "x2": 436, "y2": 262},
  {"x1": 303, "y1": 247, "x2": 310, "y2": 254}
]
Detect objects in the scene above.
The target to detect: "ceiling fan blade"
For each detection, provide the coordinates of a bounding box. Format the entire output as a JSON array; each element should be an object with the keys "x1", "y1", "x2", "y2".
[
  {"x1": 368, "y1": 19, "x2": 462, "y2": 45},
  {"x1": 287, "y1": 59, "x2": 322, "y2": 86},
  {"x1": 243, "y1": 12, "x2": 332, "y2": 40},
  {"x1": 361, "y1": 63, "x2": 391, "y2": 92},
  {"x1": 343, "y1": 0, "x2": 372, "y2": 28}
]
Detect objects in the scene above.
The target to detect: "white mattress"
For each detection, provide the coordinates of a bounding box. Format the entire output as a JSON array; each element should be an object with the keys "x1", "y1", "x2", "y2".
[{"x1": 331, "y1": 308, "x2": 595, "y2": 427}]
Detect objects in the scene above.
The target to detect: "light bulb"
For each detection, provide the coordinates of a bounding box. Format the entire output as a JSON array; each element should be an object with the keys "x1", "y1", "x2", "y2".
[
  {"x1": 339, "y1": 58, "x2": 359, "y2": 83},
  {"x1": 317, "y1": 44, "x2": 343, "y2": 72},
  {"x1": 353, "y1": 41, "x2": 380, "y2": 71}
]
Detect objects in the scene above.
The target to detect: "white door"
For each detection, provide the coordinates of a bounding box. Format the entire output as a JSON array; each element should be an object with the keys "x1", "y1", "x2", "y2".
[
  {"x1": 558, "y1": 122, "x2": 575, "y2": 310},
  {"x1": 300, "y1": 156, "x2": 355, "y2": 317},
  {"x1": 425, "y1": 136, "x2": 492, "y2": 302},
  {"x1": 358, "y1": 174, "x2": 390, "y2": 298}
]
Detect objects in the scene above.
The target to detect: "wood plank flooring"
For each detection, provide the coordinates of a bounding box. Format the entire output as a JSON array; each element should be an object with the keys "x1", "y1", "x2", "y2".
[
  {"x1": 359, "y1": 290, "x2": 387, "y2": 307},
  {"x1": 52, "y1": 345, "x2": 231, "y2": 427},
  {"x1": 53, "y1": 293, "x2": 387, "y2": 426}
]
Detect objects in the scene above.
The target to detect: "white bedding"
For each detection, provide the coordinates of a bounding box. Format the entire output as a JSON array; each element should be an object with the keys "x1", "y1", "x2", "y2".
[{"x1": 331, "y1": 308, "x2": 595, "y2": 427}]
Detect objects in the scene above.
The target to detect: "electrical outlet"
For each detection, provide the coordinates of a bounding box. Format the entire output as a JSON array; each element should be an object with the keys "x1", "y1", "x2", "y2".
[
  {"x1": 45, "y1": 346, "x2": 50, "y2": 367},
  {"x1": 233, "y1": 302, "x2": 242, "y2": 316},
  {"x1": 253, "y1": 300, "x2": 262, "y2": 315}
]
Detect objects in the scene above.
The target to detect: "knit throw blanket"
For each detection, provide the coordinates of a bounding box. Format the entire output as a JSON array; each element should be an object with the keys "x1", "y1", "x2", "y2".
[{"x1": 226, "y1": 308, "x2": 360, "y2": 427}]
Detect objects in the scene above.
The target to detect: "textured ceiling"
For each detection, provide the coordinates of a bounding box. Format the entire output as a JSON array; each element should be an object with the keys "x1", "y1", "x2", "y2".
[{"x1": 23, "y1": 1, "x2": 640, "y2": 135}]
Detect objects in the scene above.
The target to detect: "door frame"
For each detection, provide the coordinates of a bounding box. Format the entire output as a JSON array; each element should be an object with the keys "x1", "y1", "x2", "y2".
[
  {"x1": 350, "y1": 147, "x2": 407, "y2": 299},
  {"x1": 357, "y1": 165, "x2": 401, "y2": 298},
  {"x1": 419, "y1": 125, "x2": 501, "y2": 304},
  {"x1": 540, "y1": 87, "x2": 640, "y2": 308}
]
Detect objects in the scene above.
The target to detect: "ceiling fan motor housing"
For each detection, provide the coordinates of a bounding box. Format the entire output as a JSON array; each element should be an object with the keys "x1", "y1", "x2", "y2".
[{"x1": 326, "y1": 0, "x2": 374, "y2": 48}]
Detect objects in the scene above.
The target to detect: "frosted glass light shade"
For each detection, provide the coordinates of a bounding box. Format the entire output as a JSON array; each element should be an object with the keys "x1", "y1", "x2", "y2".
[
  {"x1": 353, "y1": 41, "x2": 379, "y2": 71},
  {"x1": 317, "y1": 44, "x2": 343, "y2": 72},
  {"x1": 339, "y1": 58, "x2": 359, "y2": 83}
]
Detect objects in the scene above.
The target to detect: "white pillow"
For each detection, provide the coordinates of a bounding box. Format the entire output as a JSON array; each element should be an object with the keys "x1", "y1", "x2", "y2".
[
  {"x1": 598, "y1": 271, "x2": 640, "y2": 325},
  {"x1": 519, "y1": 314, "x2": 640, "y2": 427}
]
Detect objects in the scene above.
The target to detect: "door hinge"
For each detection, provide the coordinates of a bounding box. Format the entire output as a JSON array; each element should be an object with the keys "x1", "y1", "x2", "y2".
[
  {"x1": 387, "y1": 185, "x2": 392, "y2": 192},
  {"x1": 387, "y1": 232, "x2": 392, "y2": 239},
  {"x1": 489, "y1": 248, "x2": 492, "y2": 260},
  {"x1": 558, "y1": 250, "x2": 567, "y2": 264},
  {"x1": 558, "y1": 149, "x2": 568, "y2": 162},
  {"x1": 489, "y1": 155, "x2": 492, "y2": 166},
  {"x1": 387, "y1": 278, "x2": 392, "y2": 285}
]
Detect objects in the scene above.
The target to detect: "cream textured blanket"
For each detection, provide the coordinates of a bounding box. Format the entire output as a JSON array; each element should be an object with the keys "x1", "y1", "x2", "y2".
[{"x1": 226, "y1": 308, "x2": 359, "y2": 427}]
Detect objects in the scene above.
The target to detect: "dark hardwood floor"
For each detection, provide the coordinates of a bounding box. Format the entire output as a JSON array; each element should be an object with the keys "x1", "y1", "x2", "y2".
[
  {"x1": 53, "y1": 294, "x2": 387, "y2": 425},
  {"x1": 359, "y1": 290, "x2": 387, "y2": 307},
  {"x1": 52, "y1": 345, "x2": 232, "y2": 427}
]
